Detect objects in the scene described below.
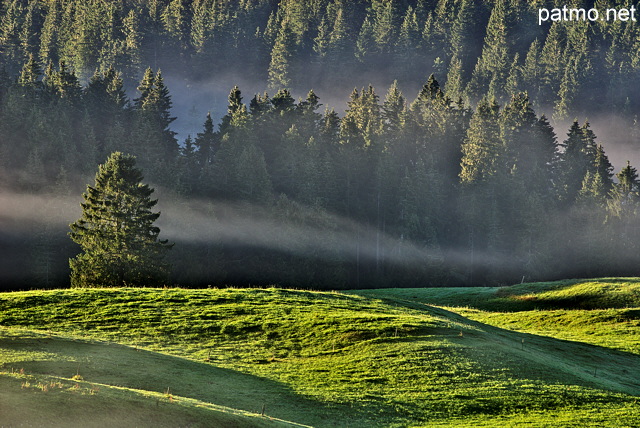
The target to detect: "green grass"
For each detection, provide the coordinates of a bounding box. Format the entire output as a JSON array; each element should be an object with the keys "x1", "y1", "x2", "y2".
[
  {"x1": 0, "y1": 368, "x2": 293, "y2": 428},
  {"x1": 355, "y1": 278, "x2": 640, "y2": 311},
  {"x1": 355, "y1": 278, "x2": 640, "y2": 355},
  {"x1": 0, "y1": 282, "x2": 639, "y2": 427}
]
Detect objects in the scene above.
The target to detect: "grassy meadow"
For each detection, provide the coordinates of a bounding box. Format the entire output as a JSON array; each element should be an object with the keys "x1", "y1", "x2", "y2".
[{"x1": 0, "y1": 279, "x2": 639, "y2": 427}]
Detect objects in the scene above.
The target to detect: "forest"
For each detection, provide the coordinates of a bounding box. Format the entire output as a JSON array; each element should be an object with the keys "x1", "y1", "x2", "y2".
[{"x1": 2, "y1": 0, "x2": 640, "y2": 289}]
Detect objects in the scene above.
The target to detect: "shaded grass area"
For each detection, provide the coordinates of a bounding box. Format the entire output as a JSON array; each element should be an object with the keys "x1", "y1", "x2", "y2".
[
  {"x1": 0, "y1": 369, "x2": 294, "y2": 428},
  {"x1": 354, "y1": 278, "x2": 640, "y2": 357},
  {"x1": 452, "y1": 308, "x2": 640, "y2": 356},
  {"x1": 423, "y1": 404, "x2": 640, "y2": 428},
  {"x1": 356, "y1": 278, "x2": 640, "y2": 311},
  {"x1": 0, "y1": 329, "x2": 335, "y2": 425},
  {"x1": 0, "y1": 285, "x2": 639, "y2": 427}
]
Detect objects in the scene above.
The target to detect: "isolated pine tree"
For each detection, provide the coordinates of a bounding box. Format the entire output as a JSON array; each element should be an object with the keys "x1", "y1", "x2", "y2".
[{"x1": 69, "y1": 152, "x2": 172, "y2": 287}]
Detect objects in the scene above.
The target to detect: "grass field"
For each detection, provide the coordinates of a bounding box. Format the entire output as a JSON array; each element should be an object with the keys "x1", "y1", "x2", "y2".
[{"x1": 0, "y1": 279, "x2": 639, "y2": 427}]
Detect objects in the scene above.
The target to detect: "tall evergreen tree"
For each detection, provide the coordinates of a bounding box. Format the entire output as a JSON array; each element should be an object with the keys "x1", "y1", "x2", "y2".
[
  {"x1": 559, "y1": 120, "x2": 598, "y2": 203},
  {"x1": 17, "y1": 54, "x2": 41, "y2": 88},
  {"x1": 268, "y1": 20, "x2": 296, "y2": 90},
  {"x1": 69, "y1": 152, "x2": 172, "y2": 287},
  {"x1": 460, "y1": 98, "x2": 502, "y2": 184},
  {"x1": 467, "y1": 0, "x2": 511, "y2": 102},
  {"x1": 195, "y1": 111, "x2": 216, "y2": 167}
]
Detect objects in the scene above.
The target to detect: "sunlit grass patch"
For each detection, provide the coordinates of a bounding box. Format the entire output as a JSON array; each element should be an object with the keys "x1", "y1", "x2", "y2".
[{"x1": 1, "y1": 283, "x2": 640, "y2": 427}]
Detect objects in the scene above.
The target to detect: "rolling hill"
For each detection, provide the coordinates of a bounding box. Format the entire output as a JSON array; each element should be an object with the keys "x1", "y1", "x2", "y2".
[{"x1": 0, "y1": 280, "x2": 639, "y2": 427}]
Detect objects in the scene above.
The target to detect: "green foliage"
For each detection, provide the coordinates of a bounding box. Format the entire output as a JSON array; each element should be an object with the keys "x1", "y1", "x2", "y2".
[
  {"x1": 69, "y1": 152, "x2": 172, "y2": 287},
  {"x1": 460, "y1": 98, "x2": 502, "y2": 184},
  {"x1": 3, "y1": 45, "x2": 640, "y2": 287},
  {"x1": 268, "y1": 21, "x2": 296, "y2": 90},
  {"x1": 0, "y1": 0, "x2": 639, "y2": 116}
]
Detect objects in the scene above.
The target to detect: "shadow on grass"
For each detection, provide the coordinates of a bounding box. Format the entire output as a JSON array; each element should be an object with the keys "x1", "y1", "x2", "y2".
[
  {"x1": 355, "y1": 278, "x2": 640, "y2": 312},
  {"x1": 354, "y1": 296, "x2": 640, "y2": 397},
  {"x1": 0, "y1": 331, "x2": 416, "y2": 427}
]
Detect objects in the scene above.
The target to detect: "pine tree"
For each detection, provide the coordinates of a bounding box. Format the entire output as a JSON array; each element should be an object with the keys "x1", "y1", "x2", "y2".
[
  {"x1": 396, "y1": 6, "x2": 420, "y2": 74},
  {"x1": 249, "y1": 91, "x2": 271, "y2": 120},
  {"x1": 578, "y1": 170, "x2": 607, "y2": 205},
  {"x1": 313, "y1": 15, "x2": 330, "y2": 58},
  {"x1": 325, "y1": 5, "x2": 350, "y2": 77},
  {"x1": 85, "y1": 67, "x2": 127, "y2": 117},
  {"x1": 505, "y1": 53, "x2": 521, "y2": 98},
  {"x1": 161, "y1": 0, "x2": 188, "y2": 42},
  {"x1": 219, "y1": 85, "x2": 244, "y2": 136},
  {"x1": 521, "y1": 38, "x2": 541, "y2": 104},
  {"x1": 195, "y1": 112, "x2": 216, "y2": 167},
  {"x1": 382, "y1": 80, "x2": 406, "y2": 133},
  {"x1": 176, "y1": 134, "x2": 198, "y2": 196},
  {"x1": 539, "y1": 22, "x2": 566, "y2": 106},
  {"x1": 372, "y1": 0, "x2": 398, "y2": 54},
  {"x1": 355, "y1": 13, "x2": 375, "y2": 62},
  {"x1": 296, "y1": 89, "x2": 322, "y2": 138},
  {"x1": 460, "y1": 98, "x2": 502, "y2": 184},
  {"x1": 268, "y1": 20, "x2": 296, "y2": 90},
  {"x1": 52, "y1": 60, "x2": 82, "y2": 101},
  {"x1": 559, "y1": 120, "x2": 597, "y2": 203},
  {"x1": 39, "y1": 0, "x2": 60, "y2": 67},
  {"x1": 17, "y1": 54, "x2": 41, "y2": 88},
  {"x1": 69, "y1": 152, "x2": 172, "y2": 287},
  {"x1": 340, "y1": 85, "x2": 382, "y2": 148},
  {"x1": 212, "y1": 104, "x2": 272, "y2": 202},
  {"x1": 104, "y1": 66, "x2": 128, "y2": 113},
  {"x1": 319, "y1": 107, "x2": 340, "y2": 150},
  {"x1": 134, "y1": 67, "x2": 155, "y2": 109},
  {"x1": 593, "y1": 144, "x2": 614, "y2": 194},
  {"x1": 0, "y1": 0, "x2": 23, "y2": 67},
  {"x1": 190, "y1": 0, "x2": 210, "y2": 54},
  {"x1": 613, "y1": 161, "x2": 639, "y2": 201},
  {"x1": 500, "y1": 92, "x2": 541, "y2": 181},
  {"x1": 445, "y1": 54, "x2": 465, "y2": 101},
  {"x1": 151, "y1": 70, "x2": 176, "y2": 134},
  {"x1": 119, "y1": 9, "x2": 142, "y2": 83},
  {"x1": 18, "y1": 2, "x2": 37, "y2": 62},
  {"x1": 467, "y1": 0, "x2": 511, "y2": 102},
  {"x1": 132, "y1": 68, "x2": 178, "y2": 168},
  {"x1": 449, "y1": 0, "x2": 478, "y2": 78}
]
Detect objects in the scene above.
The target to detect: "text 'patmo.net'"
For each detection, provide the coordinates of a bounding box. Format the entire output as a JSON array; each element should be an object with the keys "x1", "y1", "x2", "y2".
[{"x1": 539, "y1": 6, "x2": 637, "y2": 25}]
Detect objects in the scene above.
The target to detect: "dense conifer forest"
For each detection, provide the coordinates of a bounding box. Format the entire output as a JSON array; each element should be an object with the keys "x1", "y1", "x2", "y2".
[{"x1": 2, "y1": 0, "x2": 640, "y2": 289}]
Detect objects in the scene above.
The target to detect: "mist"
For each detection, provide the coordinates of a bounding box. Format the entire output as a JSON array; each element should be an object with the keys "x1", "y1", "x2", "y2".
[{"x1": 0, "y1": 183, "x2": 520, "y2": 289}]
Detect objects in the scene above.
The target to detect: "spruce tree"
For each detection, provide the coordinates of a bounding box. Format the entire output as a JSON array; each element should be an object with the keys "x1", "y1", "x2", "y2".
[
  {"x1": 559, "y1": 120, "x2": 598, "y2": 203},
  {"x1": 355, "y1": 14, "x2": 375, "y2": 62},
  {"x1": 195, "y1": 112, "x2": 216, "y2": 167},
  {"x1": 460, "y1": 98, "x2": 502, "y2": 184},
  {"x1": 17, "y1": 54, "x2": 41, "y2": 88},
  {"x1": 467, "y1": 0, "x2": 510, "y2": 102},
  {"x1": 382, "y1": 80, "x2": 406, "y2": 133},
  {"x1": 268, "y1": 21, "x2": 296, "y2": 90},
  {"x1": 69, "y1": 152, "x2": 172, "y2": 287}
]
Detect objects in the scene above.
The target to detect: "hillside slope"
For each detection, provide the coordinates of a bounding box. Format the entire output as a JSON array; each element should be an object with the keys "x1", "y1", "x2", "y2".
[
  {"x1": 1, "y1": 286, "x2": 639, "y2": 427},
  {"x1": 357, "y1": 278, "x2": 640, "y2": 356}
]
